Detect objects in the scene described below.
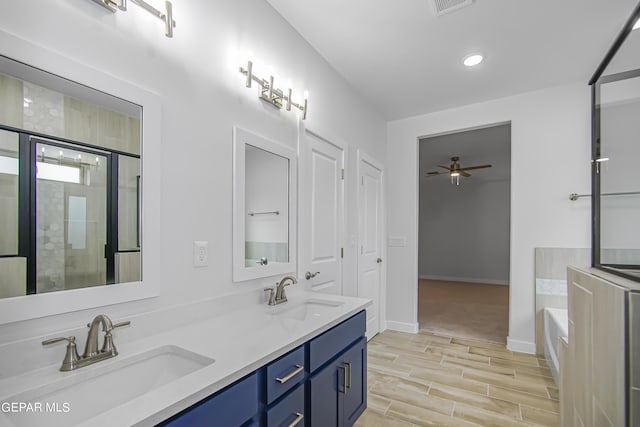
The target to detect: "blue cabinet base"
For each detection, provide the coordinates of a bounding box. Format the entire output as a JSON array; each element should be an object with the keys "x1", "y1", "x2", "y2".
[{"x1": 159, "y1": 311, "x2": 366, "y2": 427}]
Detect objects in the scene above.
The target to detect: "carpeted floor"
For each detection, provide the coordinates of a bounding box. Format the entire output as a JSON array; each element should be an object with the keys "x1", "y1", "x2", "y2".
[{"x1": 418, "y1": 279, "x2": 509, "y2": 344}]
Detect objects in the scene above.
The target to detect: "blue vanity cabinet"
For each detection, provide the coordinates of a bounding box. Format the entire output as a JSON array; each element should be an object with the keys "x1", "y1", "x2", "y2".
[
  {"x1": 159, "y1": 310, "x2": 366, "y2": 427},
  {"x1": 160, "y1": 371, "x2": 259, "y2": 427},
  {"x1": 342, "y1": 337, "x2": 367, "y2": 426},
  {"x1": 265, "y1": 383, "x2": 305, "y2": 426},
  {"x1": 308, "y1": 311, "x2": 367, "y2": 427}
]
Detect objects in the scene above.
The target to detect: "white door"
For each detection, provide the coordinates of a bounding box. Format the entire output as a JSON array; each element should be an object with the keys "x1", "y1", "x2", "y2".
[
  {"x1": 358, "y1": 154, "x2": 383, "y2": 339},
  {"x1": 299, "y1": 129, "x2": 344, "y2": 294}
]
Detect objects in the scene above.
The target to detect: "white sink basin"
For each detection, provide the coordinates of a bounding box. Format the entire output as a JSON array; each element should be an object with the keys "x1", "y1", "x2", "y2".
[
  {"x1": 271, "y1": 298, "x2": 345, "y2": 321},
  {"x1": 4, "y1": 345, "x2": 214, "y2": 427}
]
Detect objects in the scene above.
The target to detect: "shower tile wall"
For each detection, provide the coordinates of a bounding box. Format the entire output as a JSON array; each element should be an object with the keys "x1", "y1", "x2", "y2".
[
  {"x1": 23, "y1": 82, "x2": 65, "y2": 136},
  {"x1": 36, "y1": 180, "x2": 65, "y2": 293},
  {"x1": 535, "y1": 248, "x2": 590, "y2": 354}
]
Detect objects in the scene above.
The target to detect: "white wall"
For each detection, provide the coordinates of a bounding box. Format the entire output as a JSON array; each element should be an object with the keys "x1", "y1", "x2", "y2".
[
  {"x1": 387, "y1": 82, "x2": 591, "y2": 352},
  {"x1": 419, "y1": 178, "x2": 510, "y2": 285},
  {"x1": 0, "y1": 0, "x2": 386, "y2": 343}
]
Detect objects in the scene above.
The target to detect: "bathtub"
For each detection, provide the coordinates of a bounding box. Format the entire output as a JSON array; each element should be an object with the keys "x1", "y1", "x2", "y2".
[{"x1": 544, "y1": 307, "x2": 568, "y2": 384}]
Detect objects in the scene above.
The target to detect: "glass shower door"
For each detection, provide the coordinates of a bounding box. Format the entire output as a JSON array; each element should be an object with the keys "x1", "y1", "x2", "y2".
[{"x1": 35, "y1": 141, "x2": 108, "y2": 293}]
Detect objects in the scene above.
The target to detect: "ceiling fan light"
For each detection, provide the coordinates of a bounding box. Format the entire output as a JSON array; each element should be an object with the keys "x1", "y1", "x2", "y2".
[
  {"x1": 450, "y1": 171, "x2": 460, "y2": 177},
  {"x1": 463, "y1": 53, "x2": 483, "y2": 67}
]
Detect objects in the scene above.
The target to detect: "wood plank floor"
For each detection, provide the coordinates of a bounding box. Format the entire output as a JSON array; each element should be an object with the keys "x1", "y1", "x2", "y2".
[
  {"x1": 419, "y1": 279, "x2": 509, "y2": 344},
  {"x1": 355, "y1": 330, "x2": 560, "y2": 427}
]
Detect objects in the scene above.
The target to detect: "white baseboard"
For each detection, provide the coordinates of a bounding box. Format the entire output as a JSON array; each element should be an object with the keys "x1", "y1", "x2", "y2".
[
  {"x1": 385, "y1": 320, "x2": 419, "y2": 334},
  {"x1": 507, "y1": 337, "x2": 536, "y2": 354},
  {"x1": 419, "y1": 274, "x2": 509, "y2": 286}
]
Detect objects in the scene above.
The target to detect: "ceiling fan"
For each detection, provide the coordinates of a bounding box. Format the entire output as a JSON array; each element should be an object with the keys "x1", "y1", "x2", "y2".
[{"x1": 425, "y1": 156, "x2": 492, "y2": 185}]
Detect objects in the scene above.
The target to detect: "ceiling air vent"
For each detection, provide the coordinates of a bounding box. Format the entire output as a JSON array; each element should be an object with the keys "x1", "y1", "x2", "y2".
[{"x1": 431, "y1": 0, "x2": 474, "y2": 16}]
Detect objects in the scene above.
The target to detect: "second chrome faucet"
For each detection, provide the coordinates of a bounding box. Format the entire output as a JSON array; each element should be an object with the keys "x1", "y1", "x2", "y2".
[{"x1": 265, "y1": 275, "x2": 298, "y2": 305}]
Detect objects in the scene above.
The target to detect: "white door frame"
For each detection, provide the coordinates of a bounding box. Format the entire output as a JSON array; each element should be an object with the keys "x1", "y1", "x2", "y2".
[
  {"x1": 297, "y1": 120, "x2": 347, "y2": 293},
  {"x1": 357, "y1": 149, "x2": 387, "y2": 336}
]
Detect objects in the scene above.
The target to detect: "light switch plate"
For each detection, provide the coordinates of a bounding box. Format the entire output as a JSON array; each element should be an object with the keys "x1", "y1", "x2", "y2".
[
  {"x1": 388, "y1": 236, "x2": 406, "y2": 247},
  {"x1": 194, "y1": 241, "x2": 208, "y2": 267}
]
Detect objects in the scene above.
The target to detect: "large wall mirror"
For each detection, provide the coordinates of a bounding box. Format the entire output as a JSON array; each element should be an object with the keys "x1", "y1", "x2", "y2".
[
  {"x1": 0, "y1": 55, "x2": 141, "y2": 299},
  {"x1": 0, "y1": 31, "x2": 160, "y2": 324},
  {"x1": 591, "y1": 3, "x2": 640, "y2": 281},
  {"x1": 233, "y1": 127, "x2": 297, "y2": 282}
]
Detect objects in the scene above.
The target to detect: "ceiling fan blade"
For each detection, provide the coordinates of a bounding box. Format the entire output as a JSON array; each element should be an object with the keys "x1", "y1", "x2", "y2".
[
  {"x1": 460, "y1": 170, "x2": 471, "y2": 177},
  {"x1": 457, "y1": 164, "x2": 492, "y2": 171},
  {"x1": 425, "y1": 171, "x2": 448, "y2": 177},
  {"x1": 437, "y1": 165, "x2": 450, "y2": 170}
]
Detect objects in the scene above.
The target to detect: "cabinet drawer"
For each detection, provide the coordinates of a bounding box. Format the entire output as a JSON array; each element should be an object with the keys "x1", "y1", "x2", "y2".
[
  {"x1": 266, "y1": 346, "x2": 305, "y2": 404},
  {"x1": 161, "y1": 372, "x2": 259, "y2": 427},
  {"x1": 309, "y1": 311, "x2": 365, "y2": 373},
  {"x1": 266, "y1": 383, "x2": 305, "y2": 427}
]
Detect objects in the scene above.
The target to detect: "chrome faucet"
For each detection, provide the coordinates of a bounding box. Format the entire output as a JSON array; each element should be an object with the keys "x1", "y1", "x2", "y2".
[
  {"x1": 265, "y1": 275, "x2": 298, "y2": 305},
  {"x1": 42, "y1": 314, "x2": 130, "y2": 371}
]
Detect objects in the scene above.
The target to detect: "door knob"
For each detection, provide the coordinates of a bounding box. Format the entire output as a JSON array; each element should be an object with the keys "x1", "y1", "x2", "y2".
[
  {"x1": 376, "y1": 258, "x2": 382, "y2": 264},
  {"x1": 305, "y1": 271, "x2": 320, "y2": 280}
]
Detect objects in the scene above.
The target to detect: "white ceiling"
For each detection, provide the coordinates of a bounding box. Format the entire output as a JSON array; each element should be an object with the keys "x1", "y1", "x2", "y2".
[{"x1": 265, "y1": 0, "x2": 638, "y2": 120}]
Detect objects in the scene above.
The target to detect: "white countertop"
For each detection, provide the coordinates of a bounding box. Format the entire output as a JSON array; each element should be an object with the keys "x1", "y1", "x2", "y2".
[{"x1": 0, "y1": 289, "x2": 370, "y2": 427}]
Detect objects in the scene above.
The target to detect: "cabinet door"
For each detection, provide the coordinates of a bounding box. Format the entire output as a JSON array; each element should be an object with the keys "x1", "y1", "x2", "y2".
[
  {"x1": 342, "y1": 337, "x2": 367, "y2": 427},
  {"x1": 160, "y1": 372, "x2": 259, "y2": 427},
  {"x1": 309, "y1": 358, "x2": 343, "y2": 427}
]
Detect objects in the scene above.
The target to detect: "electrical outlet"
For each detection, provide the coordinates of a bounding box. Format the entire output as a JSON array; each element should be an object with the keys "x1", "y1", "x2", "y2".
[{"x1": 194, "y1": 241, "x2": 208, "y2": 267}]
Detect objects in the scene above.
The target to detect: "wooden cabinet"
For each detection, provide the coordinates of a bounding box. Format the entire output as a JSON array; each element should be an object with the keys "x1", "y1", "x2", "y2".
[
  {"x1": 309, "y1": 337, "x2": 366, "y2": 427},
  {"x1": 159, "y1": 310, "x2": 366, "y2": 427},
  {"x1": 266, "y1": 384, "x2": 305, "y2": 427},
  {"x1": 308, "y1": 313, "x2": 367, "y2": 427},
  {"x1": 563, "y1": 267, "x2": 640, "y2": 427},
  {"x1": 161, "y1": 372, "x2": 259, "y2": 427}
]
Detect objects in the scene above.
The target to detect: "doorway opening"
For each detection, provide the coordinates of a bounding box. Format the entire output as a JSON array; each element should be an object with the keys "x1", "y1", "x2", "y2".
[{"x1": 418, "y1": 123, "x2": 511, "y2": 344}]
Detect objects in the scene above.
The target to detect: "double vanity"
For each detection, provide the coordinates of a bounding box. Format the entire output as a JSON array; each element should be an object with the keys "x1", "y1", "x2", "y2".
[
  {"x1": 0, "y1": 30, "x2": 371, "y2": 427},
  {"x1": 0, "y1": 287, "x2": 370, "y2": 426}
]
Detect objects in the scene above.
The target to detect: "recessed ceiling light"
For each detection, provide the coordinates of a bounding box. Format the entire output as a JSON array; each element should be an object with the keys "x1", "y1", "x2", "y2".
[
  {"x1": 463, "y1": 53, "x2": 484, "y2": 67},
  {"x1": 633, "y1": 18, "x2": 640, "y2": 30}
]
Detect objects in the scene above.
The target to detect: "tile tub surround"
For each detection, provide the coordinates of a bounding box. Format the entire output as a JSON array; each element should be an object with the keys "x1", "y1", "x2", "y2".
[
  {"x1": 0, "y1": 287, "x2": 370, "y2": 427},
  {"x1": 357, "y1": 330, "x2": 559, "y2": 427}
]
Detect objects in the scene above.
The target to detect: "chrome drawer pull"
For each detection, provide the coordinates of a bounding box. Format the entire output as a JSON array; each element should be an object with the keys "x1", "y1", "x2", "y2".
[
  {"x1": 288, "y1": 412, "x2": 304, "y2": 427},
  {"x1": 276, "y1": 364, "x2": 304, "y2": 384},
  {"x1": 345, "y1": 362, "x2": 352, "y2": 389},
  {"x1": 338, "y1": 365, "x2": 347, "y2": 394}
]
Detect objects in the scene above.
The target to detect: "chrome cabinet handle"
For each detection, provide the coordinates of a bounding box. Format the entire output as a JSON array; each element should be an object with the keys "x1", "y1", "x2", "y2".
[
  {"x1": 276, "y1": 364, "x2": 304, "y2": 384},
  {"x1": 338, "y1": 365, "x2": 347, "y2": 394},
  {"x1": 287, "y1": 412, "x2": 304, "y2": 427},
  {"x1": 376, "y1": 258, "x2": 382, "y2": 264},
  {"x1": 305, "y1": 271, "x2": 320, "y2": 280},
  {"x1": 345, "y1": 362, "x2": 352, "y2": 389}
]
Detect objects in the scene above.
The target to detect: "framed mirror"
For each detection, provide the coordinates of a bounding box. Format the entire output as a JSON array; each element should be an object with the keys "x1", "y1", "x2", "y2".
[
  {"x1": 233, "y1": 127, "x2": 296, "y2": 282},
  {"x1": 0, "y1": 31, "x2": 160, "y2": 324}
]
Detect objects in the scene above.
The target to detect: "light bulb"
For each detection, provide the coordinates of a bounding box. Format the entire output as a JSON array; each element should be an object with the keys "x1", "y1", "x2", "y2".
[
  {"x1": 303, "y1": 90, "x2": 309, "y2": 100},
  {"x1": 463, "y1": 53, "x2": 484, "y2": 67}
]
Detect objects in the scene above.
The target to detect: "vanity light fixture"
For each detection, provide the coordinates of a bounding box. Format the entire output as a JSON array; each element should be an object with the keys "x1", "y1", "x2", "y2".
[
  {"x1": 463, "y1": 53, "x2": 484, "y2": 67},
  {"x1": 239, "y1": 61, "x2": 309, "y2": 120},
  {"x1": 89, "y1": 0, "x2": 176, "y2": 37}
]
